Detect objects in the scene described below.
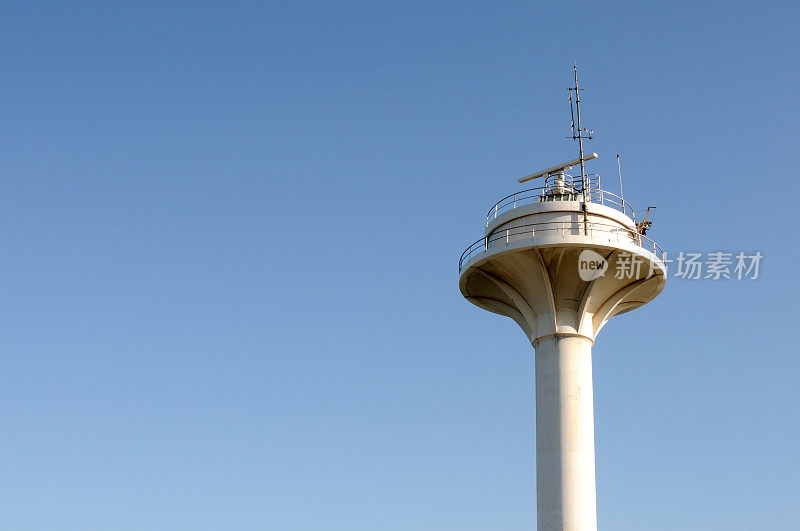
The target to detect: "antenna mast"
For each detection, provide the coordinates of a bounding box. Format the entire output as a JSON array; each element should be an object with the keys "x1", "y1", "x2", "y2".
[
  {"x1": 571, "y1": 65, "x2": 588, "y2": 195},
  {"x1": 569, "y1": 65, "x2": 593, "y2": 233}
]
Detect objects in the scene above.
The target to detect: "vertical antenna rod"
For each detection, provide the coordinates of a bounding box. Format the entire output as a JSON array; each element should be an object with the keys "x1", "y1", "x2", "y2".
[
  {"x1": 573, "y1": 65, "x2": 587, "y2": 197},
  {"x1": 569, "y1": 90, "x2": 576, "y2": 138},
  {"x1": 571, "y1": 65, "x2": 592, "y2": 235},
  {"x1": 617, "y1": 154, "x2": 625, "y2": 216}
]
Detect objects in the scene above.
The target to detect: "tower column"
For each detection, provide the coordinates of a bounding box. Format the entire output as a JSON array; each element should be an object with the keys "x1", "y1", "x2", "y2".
[{"x1": 534, "y1": 335, "x2": 597, "y2": 531}]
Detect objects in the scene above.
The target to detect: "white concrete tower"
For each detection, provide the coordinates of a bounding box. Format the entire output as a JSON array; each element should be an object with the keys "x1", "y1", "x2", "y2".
[{"x1": 458, "y1": 69, "x2": 666, "y2": 530}]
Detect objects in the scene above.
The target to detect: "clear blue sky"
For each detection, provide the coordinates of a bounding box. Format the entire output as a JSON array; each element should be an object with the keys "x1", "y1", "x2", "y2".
[{"x1": 1, "y1": 2, "x2": 798, "y2": 529}]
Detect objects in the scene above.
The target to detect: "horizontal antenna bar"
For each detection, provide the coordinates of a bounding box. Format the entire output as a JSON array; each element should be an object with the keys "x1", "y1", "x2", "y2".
[{"x1": 518, "y1": 152, "x2": 598, "y2": 183}]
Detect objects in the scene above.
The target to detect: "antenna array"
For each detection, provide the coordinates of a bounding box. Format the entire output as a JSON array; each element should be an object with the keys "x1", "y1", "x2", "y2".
[{"x1": 568, "y1": 65, "x2": 593, "y2": 199}]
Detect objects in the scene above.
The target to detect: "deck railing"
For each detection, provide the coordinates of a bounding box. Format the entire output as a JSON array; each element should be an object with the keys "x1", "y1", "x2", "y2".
[
  {"x1": 485, "y1": 175, "x2": 636, "y2": 226},
  {"x1": 459, "y1": 219, "x2": 663, "y2": 273}
]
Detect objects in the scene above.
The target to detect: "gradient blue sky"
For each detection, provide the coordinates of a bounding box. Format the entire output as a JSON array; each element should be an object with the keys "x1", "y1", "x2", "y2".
[{"x1": 1, "y1": 2, "x2": 798, "y2": 530}]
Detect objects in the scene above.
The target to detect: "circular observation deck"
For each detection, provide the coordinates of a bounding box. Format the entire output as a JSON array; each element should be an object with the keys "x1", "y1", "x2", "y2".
[
  {"x1": 458, "y1": 180, "x2": 666, "y2": 334},
  {"x1": 459, "y1": 178, "x2": 664, "y2": 274}
]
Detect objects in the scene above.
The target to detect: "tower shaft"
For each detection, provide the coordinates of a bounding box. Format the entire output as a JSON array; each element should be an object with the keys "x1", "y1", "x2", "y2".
[
  {"x1": 535, "y1": 335, "x2": 597, "y2": 531},
  {"x1": 459, "y1": 198, "x2": 666, "y2": 529}
]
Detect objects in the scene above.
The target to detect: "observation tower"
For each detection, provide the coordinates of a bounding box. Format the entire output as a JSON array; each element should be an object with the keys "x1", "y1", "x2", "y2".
[{"x1": 457, "y1": 68, "x2": 666, "y2": 530}]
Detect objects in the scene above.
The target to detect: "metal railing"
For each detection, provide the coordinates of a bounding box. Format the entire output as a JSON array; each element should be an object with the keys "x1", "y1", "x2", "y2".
[
  {"x1": 485, "y1": 175, "x2": 636, "y2": 226},
  {"x1": 458, "y1": 220, "x2": 664, "y2": 273}
]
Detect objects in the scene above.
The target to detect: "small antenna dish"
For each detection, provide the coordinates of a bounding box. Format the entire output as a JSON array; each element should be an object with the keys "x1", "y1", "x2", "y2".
[{"x1": 518, "y1": 153, "x2": 598, "y2": 184}]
